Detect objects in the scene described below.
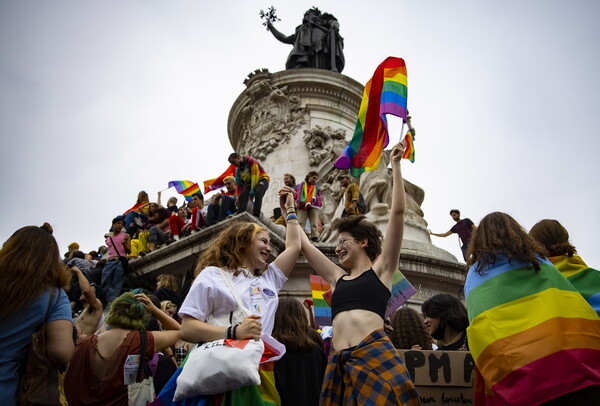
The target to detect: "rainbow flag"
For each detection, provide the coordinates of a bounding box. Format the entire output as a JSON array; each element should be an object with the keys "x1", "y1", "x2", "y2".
[
  {"x1": 402, "y1": 131, "x2": 415, "y2": 163},
  {"x1": 550, "y1": 255, "x2": 600, "y2": 317},
  {"x1": 168, "y1": 180, "x2": 200, "y2": 202},
  {"x1": 385, "y1": 270, "x2": 416, "y2": 317},
  {"x1": 335, "y1": 57, "x2": 408, "y2": 177},
  {"x1": 203, "y1": 164, "x2": 237, "y2": 194},
  {"x1": 310, "y1": 275, "x2": 332, "y2": 327},
  {"x1": 465, "y1": 256, "x2": 600, "y2": 405}
]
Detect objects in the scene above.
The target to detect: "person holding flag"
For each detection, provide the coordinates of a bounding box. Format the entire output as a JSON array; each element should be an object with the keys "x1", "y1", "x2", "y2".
[
  {"x1": 300, "y1": 142, "x2": 420, "y2": 405},
  {"x1": 206, "y1": 176, "x2": 238, "y2": 226},
  {"x1": 228, "y1": 152, "x2": 270, "y2": 219}
]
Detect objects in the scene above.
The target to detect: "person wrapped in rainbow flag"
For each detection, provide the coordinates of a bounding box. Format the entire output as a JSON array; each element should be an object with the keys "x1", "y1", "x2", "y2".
[
  {"x1": 295, "y1": 171, "x2": 322, "y2": 241},
  {"x1": 529, "y1": 219, "x2": 600, "y2": 317},
  {"x1": 464, "y1": 212, "x2": 600, "y2": 405}
]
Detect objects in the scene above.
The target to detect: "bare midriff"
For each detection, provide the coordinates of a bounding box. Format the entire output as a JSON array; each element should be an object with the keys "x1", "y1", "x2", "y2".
[{"x1": 331, "y1": 309, "x2": 384, "y2": 351}]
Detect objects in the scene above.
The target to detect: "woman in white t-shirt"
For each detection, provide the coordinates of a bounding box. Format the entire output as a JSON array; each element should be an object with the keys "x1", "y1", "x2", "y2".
[{"x1": 178, "y1": 190, "x2": 300, "y2": 404}]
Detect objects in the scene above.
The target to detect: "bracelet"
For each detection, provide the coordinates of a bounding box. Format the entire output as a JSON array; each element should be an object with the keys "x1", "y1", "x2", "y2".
[
  {"x1": 232, "y1": 323, "x2": 240, "y2": 339},
  {"x1": 225, "y1": 325, "x2": 232, "y2": 339},
  {"x1": 286, "y1": 214, "x2": 298, "y2": 220}
]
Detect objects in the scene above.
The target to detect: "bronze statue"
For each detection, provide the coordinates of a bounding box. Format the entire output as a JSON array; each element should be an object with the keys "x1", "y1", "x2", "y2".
[{"x1": 263, "y1": 7, "x2": 345, "y2": 73}]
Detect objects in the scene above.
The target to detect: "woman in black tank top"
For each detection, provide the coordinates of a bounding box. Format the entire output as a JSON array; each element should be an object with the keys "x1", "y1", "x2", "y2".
[{"x1": 292, "y1": 142, "x2": 420, "y2": 406}]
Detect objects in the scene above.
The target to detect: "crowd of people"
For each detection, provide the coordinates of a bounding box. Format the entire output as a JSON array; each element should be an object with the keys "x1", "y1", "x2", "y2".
[{"x1": 2, "y1": 142, "x2": 600, "y2": 406}]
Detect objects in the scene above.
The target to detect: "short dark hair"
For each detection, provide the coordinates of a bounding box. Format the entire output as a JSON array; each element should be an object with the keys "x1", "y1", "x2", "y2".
[
  {"x1": 228, "y1": 152, "x2": 241, "y2": 161},
  {"x1": 305, "y1": 171, "x2": 319, "y2": 182},
  {"x1": 283, "y1": 173, "x2": 296, "y2": 184},
  {"x1": 192, "y1": 192, "x2": 204, "y2": 201},
  {"x1": 421, "y1": 293, "x2": 469, "y2": 333},
  {"x1": 334, "y1": 215, "x2": 382, "y2": 261},
  {"x1": 112, "y1": 216, "x2": 125, "y2": 226},
  {"x1": 449, "y1": 209, "x2": 460, "y2": 216}
]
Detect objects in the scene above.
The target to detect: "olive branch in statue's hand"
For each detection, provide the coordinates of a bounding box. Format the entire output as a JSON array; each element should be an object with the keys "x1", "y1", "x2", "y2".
[{"x1": 259, "y1": 6, "x2": 280, "y2": 29}]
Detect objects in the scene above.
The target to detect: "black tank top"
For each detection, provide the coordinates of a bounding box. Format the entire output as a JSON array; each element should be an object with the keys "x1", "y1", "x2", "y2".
[{"x1": 331, "y1": 269, "x2": 391, "y2": 319}]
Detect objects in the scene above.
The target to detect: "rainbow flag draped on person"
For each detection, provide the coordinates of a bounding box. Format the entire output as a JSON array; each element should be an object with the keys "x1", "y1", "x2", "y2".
[
  {"x1": 203, "y1": 164, "x2": 237, "y2": 194},
  {"x1": 464, "y1": 256, "x2": 600, "y2": 405},
  {"x1": 168, "y1": 181, "x2": 201, "y2": 202},
  {"x1": 549, "y1": 255, "x2": 600, "y2": 317},
  {"x1": 335, "y1": 56, "x2": 408, "y2": 177}
]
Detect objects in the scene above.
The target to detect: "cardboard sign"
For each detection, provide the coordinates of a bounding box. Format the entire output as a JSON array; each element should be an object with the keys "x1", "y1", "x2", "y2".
[{"x1": 398, "y1": 350, "x2": 474, "y2": 405}]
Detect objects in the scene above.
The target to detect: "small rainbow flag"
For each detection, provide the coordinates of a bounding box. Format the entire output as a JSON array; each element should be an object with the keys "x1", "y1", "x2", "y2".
[
  {"x1": 167, "y1": 180, "x2": 201, "y2": 202},
  {"x1": 465, "y1": 256, "x2": 600, "y2": 405},
  {"x1": 402, "y1": 131, "x2": 415, "y2": 163},
  {"x1": 203, "y1": 164, "x2": 237, "y2": 194},
  {"x1": 310, "y1": 275, "x2": 332, "y2": 327},
  {"x1": 335, "y1": 56, "x2": 408, "y2": 177}
]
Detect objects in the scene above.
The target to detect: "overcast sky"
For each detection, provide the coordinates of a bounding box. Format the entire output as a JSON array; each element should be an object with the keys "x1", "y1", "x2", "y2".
[{"x1": 1, "y1": 0, "x2": 599, "y2": 266}]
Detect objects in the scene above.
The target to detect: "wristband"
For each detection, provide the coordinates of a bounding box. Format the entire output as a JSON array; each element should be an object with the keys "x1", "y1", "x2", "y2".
[
  {"x1": 225, "y1": 325, "x2": 232, "y2": 339},
  {"x1": 232, "y1": 323, "x2": 240, "y2": 339}
]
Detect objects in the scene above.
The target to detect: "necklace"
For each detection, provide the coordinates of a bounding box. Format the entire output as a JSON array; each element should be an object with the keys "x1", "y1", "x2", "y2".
[{"x1": 442, "y1": 330, "x2": 464, "y2": 347}]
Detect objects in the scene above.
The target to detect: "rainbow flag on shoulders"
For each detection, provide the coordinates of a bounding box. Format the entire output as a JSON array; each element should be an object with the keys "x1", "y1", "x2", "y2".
[
  {"x1": 465, "y1": 256, "x2": 600, "y2": 405},
  {"x1": 168, "y1": 181, "x2": 201, "y2": 202},
  {"x1": 550, "y1": 255, "x2": 600, "y2": 317},
  {"x1": 335, "y1": 56, "x2": 408, "y2": 177}
]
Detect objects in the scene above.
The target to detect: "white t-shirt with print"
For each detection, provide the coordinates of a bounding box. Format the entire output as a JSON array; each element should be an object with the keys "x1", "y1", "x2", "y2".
[{"x1": 179, "y1": 263, "x2": 287, "y2": 335}]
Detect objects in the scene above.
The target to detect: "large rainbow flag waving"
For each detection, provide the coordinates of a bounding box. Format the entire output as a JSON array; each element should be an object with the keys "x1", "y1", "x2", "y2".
[
  {"x1": 167, "y1": 181, "x2": 201, "y2": 202},
  {"x1": 464, "y1": 256, "x2": 600, "y2": 405},
  {"x1": 335, "y1": 56, "x2": 408, "y2": 177}
]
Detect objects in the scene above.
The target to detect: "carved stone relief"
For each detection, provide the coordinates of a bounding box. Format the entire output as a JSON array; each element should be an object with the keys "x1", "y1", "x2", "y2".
[
  {"x1": 238, "y1": 69, "x2": 306, "y2": 160},
  {"x1": 303, "y1": 125, "x2": 347, "y2": 167}
]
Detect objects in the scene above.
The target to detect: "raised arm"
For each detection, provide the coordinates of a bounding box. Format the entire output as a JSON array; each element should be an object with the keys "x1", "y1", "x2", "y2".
[
  {"x1": 374, "y1": 143, "x2": 407, "y2": 280},
  {"x1": 72, "y1": 266, "x2": 102, "y2": 312},
  {"x1": 136, "y1": 294, "x2": 181, "y2": 352},
  {"x1": 266, "y1": 21, "x2": 295, "y2": 44},
  {"x1": 300, "y1": 231, "x2": 345, "y2": 288},
  {"x1": 276, "y1": 186, "x2": 344, "y2": 286},
  {"x1": 273, "y1": 191, "x2": 302, "y2": 277}
]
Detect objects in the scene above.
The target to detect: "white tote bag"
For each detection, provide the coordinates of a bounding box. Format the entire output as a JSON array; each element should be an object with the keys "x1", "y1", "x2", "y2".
[
  {"x1": 127, "y1": 331, "x2": 155, "y2": 405},
  {"x1": 174, "y1": 269, "x2": 263, "y2": 400}
]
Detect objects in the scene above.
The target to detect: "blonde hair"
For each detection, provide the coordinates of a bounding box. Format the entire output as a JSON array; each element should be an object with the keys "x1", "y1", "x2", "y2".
[
  {"x1": 157, "y1": 274, "x2": 178, "y2": 291},
  {"x1": 161, "y1": 300, "x2": 177, "y2": 313},
  {"x1": 195, "y1": 222, "x2": 266, "y2": 276}
]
